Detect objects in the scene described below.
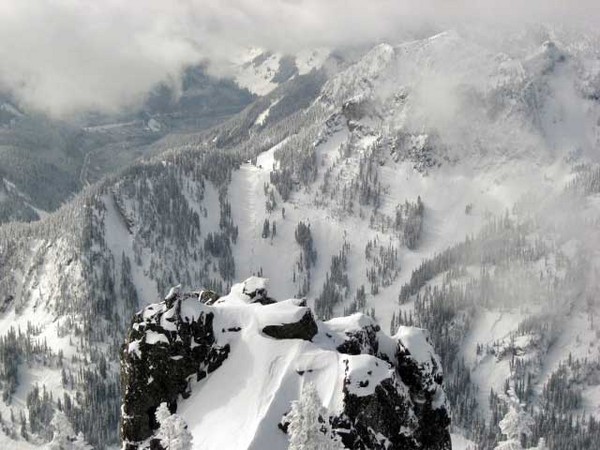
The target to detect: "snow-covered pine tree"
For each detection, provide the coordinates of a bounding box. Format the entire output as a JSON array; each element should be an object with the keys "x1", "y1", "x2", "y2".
[
  {"x1": 155, "y1": 402, "x2": 193, "y2": 450},
  {"x1": 48, "y1": 410, "x2": 92, "y2": 450},
  {"x1": 287, "y1": 383, "x2": 344, "y2": 450},
  {"x1": 494, "y1": 392, "x2": 535, "y2": 450}
]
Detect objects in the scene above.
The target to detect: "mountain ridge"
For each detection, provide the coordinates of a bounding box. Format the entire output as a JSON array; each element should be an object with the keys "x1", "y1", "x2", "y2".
[
  {"x1": 121, "y1": 277, "x2": 451, "y2": 450},
  {"x1": 0, "y1": 28, "x2": 600, "y2": 448}
]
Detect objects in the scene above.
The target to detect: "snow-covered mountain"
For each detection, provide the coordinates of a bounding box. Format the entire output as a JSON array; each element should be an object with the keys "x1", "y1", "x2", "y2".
[
  {"x1": 1, "y1": 27, "x2": 600, "y2": 449},
  {"x1": 121, "y1": 277, "x2": 450, "y2": 450},
  {"x1": 0, "y1": 66, "x2": 254, "y2": 226},
  {"x1": 228, "y1": 48, "x2": 332, "y2": 96}
]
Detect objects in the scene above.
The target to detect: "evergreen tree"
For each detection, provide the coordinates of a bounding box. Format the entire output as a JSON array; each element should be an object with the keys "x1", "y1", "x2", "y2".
[
  {"x1": 155, "y1": 402, "x2": 193, "y2": 450},
  {"x1": 287, "y1": 383, "x2": 343, "y2": 450},
  {"x1": 494, "y1": 395, "x2": 534, "y2": 450},
  {"x1": 48, "y1": 410, "x2": 92, "y2": 450},
  {"x1": 262, "y1": 219, "x2": 271, "y2": 239}
]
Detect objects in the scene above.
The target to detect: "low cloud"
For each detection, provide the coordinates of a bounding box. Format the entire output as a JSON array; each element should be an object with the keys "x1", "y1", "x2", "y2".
[{"x1": 0, "y1": 0, "x2": 598, "y2": 117}]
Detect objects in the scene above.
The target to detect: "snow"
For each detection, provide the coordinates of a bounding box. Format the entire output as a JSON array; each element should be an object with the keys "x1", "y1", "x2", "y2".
[
  {"x1": 146, "y1": 331, "x2": 169, "y2": 345},
  {"x1": 83, "y1": 120, "x2": 138, "y2": 132},
  {"x1": 230, "y1": 55, "x2": 565, "y2": 331},
  {"x1": 254, "y1": 97, "x2": 281, "y2": 127},
  {"x1": 460, "y1": 309, "x2": 526, "y2": 419},
  {"x1": 165, "y1": 285, "x2": 181, "y2": 301},
  {"x1": 255, "y1": 300, "x2": 310, "y2": 328},
  {"x1": 473, "y1": 356, "x2": 512, "y2": 420},
  {"x1": 139, "y1": 280, "x2": 427, "y2": 450},
  {"x1": 395, "y1": 326, "x2": 437, "y2": 368},
  {"x1": 143, "y1": 303, "x2": 164, "y2": 320},
  {"x1": 462, "y1": 310, "x2": 525, "y2": 367},
  {"x1": 242, "y1": 276, "x2": 269, "y2": 295},
  {"x1": 1, "y1": 177, "x2": 48, "y2": 219},
  {"x1": 229, "y1": 139, "x2": 303, "y2": 300},
  {"x1": 343, "y1": 354, "x2": 394, "y2": 397},
  {"x1": 147, "y1": 118, "x2": 162, "y2": 132},
  {"x1": 581, "y1": 384, "x2": 600, "y2": 418},
  {"x1": 0, "y1": 236, "x2": 89, "y2": 423},
  {"x1": 103, "y1": 193, "x2": 159, "y2": 305},
  {"x1": 322, "y1": 43, "x2": 394, "y2": 104},
  {"x1": 128, "y1": 340, "x2": 141, "y2": 358},
  {"x1": 295, "y1": 49, "x2": 330, "y2": 75},
  {"x1": 0, "y1": 102, "x2": 23, "y2": 117},
  {"x1": 232, "y1": 49, "x2": 282, "y2": 96},
  {"x1": 451, "y1": 433, "x2": 478, "y2": 450},
  {"x1": 5, "y1": 30, "x2": 600, "y2": 449},
  {"x1": 536, "y1": 310, "x2": 599, "y2": 395},
  {"x1": 179, "y1": 322, "x2": 306, "y2": 449},
  {"x1": 0, "y1": 429, "x2": 38, "y2": 450},
  {"x1": 230, "y1": 47, "x2": 330, "y2": 96},
  {"x1": 324, "y1": 312, "x2": 375, "y2": 332}
]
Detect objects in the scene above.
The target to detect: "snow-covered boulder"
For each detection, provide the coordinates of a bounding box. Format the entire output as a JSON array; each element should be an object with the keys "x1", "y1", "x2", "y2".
[{"x1": 120, "y1": 278, "x2": 450, "y2": 450}]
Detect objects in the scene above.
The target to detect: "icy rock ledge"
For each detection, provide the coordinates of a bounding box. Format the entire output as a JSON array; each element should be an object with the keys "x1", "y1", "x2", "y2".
[{"x1": 120, "y1": 277, "x2": 451, "y2": 450}]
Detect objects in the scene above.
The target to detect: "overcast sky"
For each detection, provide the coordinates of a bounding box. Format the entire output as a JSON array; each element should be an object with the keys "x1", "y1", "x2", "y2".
[{"x1": 1, "y1": 0, "x2": 598, "y2": 118}]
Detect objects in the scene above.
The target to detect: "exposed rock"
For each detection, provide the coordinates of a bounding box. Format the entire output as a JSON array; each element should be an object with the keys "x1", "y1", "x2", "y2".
[
  {"x1": 319, "y1": 317, "x2": 451, "y2": 449},
  {"x1": 243, "y1": 276, "x2": 276, "y2": 304},
  {"x1": 342, "y1": 95, "x2": 373, "y2": 123},
  {"x1": 394, "y1": 327, "x2": 451, "y2": 449},
  {"x1": 333, "y1": 375, "x2": 417, "y2": 449},
  {"x1": 335, "y1": 323, "x2": 380, "y2": 356},
  {"x1": 262, "y1": 310, "x2": 318, "y2": 341},
  {"x1": 121, "y1": 279, "x2": 451, "y2": 450},
  {"x1": 120, "y1": 293, "x2": 230, "y2": 449},
  {"x1": 198, "y1": 289, "x2": 220, "y2": 305}
]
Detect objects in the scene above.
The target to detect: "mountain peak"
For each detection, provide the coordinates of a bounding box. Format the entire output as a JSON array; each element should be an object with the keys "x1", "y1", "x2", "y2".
[{"x1": 121, "y1": 279, "x2": 450, "y2": 450}]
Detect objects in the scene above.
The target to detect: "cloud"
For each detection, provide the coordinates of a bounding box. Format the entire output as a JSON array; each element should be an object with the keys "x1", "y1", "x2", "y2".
[
  {"x1": 0, "y1": 0, "x2": 598, "y2": 117},
  {"x1": 0, "y1": 0, "x2": 200, "y2": 117}
]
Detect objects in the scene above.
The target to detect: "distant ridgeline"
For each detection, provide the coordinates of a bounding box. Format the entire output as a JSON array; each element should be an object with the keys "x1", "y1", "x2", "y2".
[{"x1": 120, "y1": 277, "x2": 451, "y2": 450}]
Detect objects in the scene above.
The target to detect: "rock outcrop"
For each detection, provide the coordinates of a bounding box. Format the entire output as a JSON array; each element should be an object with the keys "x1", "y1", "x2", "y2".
[
  {"x1": 120, "y1": 292, "x2": 230, "y2": 448},
  {"x1": 313, "y1": 315, "x2": 451, "y2": 449},
  {"x1": 120, "y1": 278, "x2": 450, "y2": 450},
  {"x1": 262, "y1": 310, "x2": 318, "y2": 341}
]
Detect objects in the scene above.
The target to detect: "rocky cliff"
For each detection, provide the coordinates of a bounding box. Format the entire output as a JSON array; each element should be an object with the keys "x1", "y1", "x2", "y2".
[{"x1": 121, "y1": 278, "x2": 450, "y2": 450}]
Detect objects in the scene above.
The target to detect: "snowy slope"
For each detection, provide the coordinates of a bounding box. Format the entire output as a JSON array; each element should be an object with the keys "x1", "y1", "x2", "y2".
[
  {"x1": 1, "y1": 27, "x2": 600, "y2": 449},
  {"x1": 230, "y1": 48, "x2": 330, "y2": 95},
  {"x1": 214, "y1": 30, "x2": 600, "y2": 448},
  {"x1": 121, "y1": 278, "x2": 450, "y2": 450}
]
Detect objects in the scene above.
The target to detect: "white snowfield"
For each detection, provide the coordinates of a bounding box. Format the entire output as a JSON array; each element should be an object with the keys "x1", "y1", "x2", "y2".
[
  {"x1": 2, "y1": 26, "x2": 600, "y2": 449},
  {"x1": 126, "y1": 278, "x2": 445, "y2": 450},
  {"x1": 231, "y1": 48, "x2": 330, "y2": 96},
  {"x1": 221, "y1": 31, "x2": 600, "y2": 447}
]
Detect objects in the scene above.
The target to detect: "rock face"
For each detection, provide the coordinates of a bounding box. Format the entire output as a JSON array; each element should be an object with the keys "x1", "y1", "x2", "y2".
[
  {"x1": 120, "y1": 292, "x2": 230, "y2": 448},
  {"x1": 262, "y1": 310, "x2": 318, "y2": 340},
  {"x1": 394, "y1": 327, "x2": 450, "y2": 449},
  {"x1": 313, "y1": 316, "x2": 451, "y2": 450},
  {"x1": 120, "y1": 278, "x2": 450, "y2": 450}
]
